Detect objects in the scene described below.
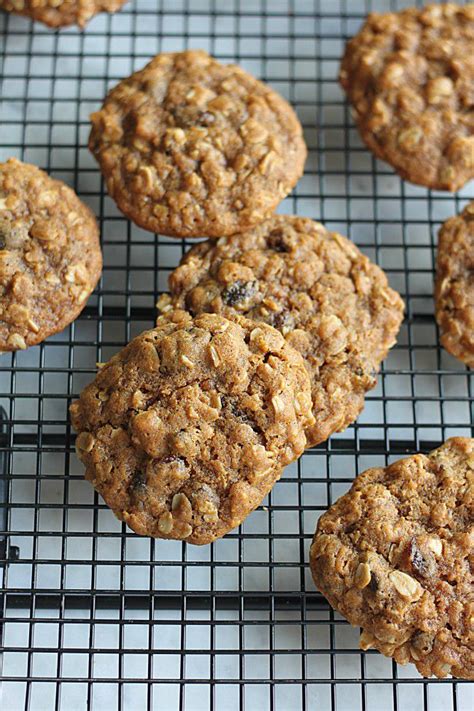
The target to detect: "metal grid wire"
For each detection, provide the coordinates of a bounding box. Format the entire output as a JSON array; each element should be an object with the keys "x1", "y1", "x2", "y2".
[{"x1": 0, "y1": 1, "x2": 473, "y2": 709}]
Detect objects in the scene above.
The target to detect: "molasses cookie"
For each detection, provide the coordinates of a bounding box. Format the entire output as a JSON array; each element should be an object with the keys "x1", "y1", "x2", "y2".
[
  {"x1": 435, "y1": 201, "x2": 474, "y2": 367},
  {"x1": 310, "y1": 437, "x2": 474, "y2": 679},
  {"x1": 0, "y1": 0, "x2": 127, "y2": 28},
  {"x1": 89, "y1": 50, "x2": 306, "y2": 238},
  {"x1": 70, "y1": 310, "x2": 314, "y2": 544},
  {"x1": 340, "y1": 3, "x2": 474, "y2": 191},
  {"x1": 0, "y1": 158, "x2": 102, "y2": 351},
  {"x1": 164, "y1": 215, "x2": 404, "y2": 447}
]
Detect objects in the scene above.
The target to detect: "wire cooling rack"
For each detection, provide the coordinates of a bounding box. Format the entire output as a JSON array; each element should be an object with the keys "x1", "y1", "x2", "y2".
[{"x1": 0, "y1": 1, "x2": 473, "y2": 710}]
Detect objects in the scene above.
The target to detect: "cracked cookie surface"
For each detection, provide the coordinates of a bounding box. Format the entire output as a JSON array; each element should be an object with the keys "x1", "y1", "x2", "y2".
[
  {"x1": 340, "y1": 3, "x2": 474, "y2": 191},
  {"x1": 70, "y1": 310, "x2": 314, "y2": 544},
  {"x1": 164, "y1": 215, "x2": 404, "y2": 447},
  {"x1": 310, "y1": 438, "x2": 474, "y2": 679},
  {"x1": 435, "y1": 201, "x2": 474, "y2": 367},
  {"x1": 0, "y1": 0, "x2": 127, "y2": 28},
  {"x1": 0, "y1": 158, "x2": 102, "y2": 351},
  {"x1": 89, "y1": 49, "x2": 306, "y2": 238}
]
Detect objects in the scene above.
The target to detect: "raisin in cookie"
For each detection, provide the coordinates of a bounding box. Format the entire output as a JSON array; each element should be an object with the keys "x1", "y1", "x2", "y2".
[
  {"x1": 340, "y1": 3, "x2": 474, "y2": 191},
  {"x1": 435, "y1": 201, "x2": 474, "y2": 367},
  {"x1": 89, "y1": 50, "x2": 306, "y2": 238},
  {"x1": 0, "y1": 0, "x2": 128, "y2": 28},
  {"x1": 0, "y1": 158, "x2": 102, "y2": 351},
  {"x1": 70, "y1": 310, "x2": 314, "y2": 544},
  {"x1": 310, "y1": 438, "x2": 474, "y2": 679},
  {"x1": 163, "y1": 215, "x2": 404, "y2": 447}
]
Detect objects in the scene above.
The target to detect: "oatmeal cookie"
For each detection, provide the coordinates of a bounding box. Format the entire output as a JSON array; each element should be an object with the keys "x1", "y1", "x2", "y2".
[
  {"x1": 310, "y1": 438, "x2": 474, "y2": 679},
  {"x1": 0, "y1": 158, "x2": 102, "y2": 351},
  {"x1": 89, "y1": 50, "x2": 306, "y2": 238},
  {"x1": 70, "y1": 310, "x2": 314, "y2": 544},
  {"x1": 164, "y1": 215, "x2": 404, "y2": 447},
  {"x1": 340, "y1": 3, "x2": 474, "y2": 191},
  {"x1": 0, "y1": 0, "x2": 128, "y2": 28},
  {"x1": 435, "y1": 201, "x2": 474, "y2": 367}
]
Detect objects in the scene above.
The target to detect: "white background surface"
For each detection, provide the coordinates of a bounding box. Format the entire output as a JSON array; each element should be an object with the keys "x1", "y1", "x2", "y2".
[{"x1": 0, "y1": 1, "x2": 473, "y2": 709}]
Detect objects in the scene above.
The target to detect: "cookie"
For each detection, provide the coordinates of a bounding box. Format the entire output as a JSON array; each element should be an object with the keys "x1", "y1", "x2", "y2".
[
  {"x1": 89, "y1": 49, "x2": 306, "y2": 238},
  {"x1": 0, "y1": 158, "x2": 102, "y2": 352},
  {"x1": 70, "y1": 310, "x2": 314, "y2": 544},
  {"x1": 340, "y1": 3, "x2": 474, "y2": 191},
  {"x1": 164, "y1": 215, "x2": 404, "y2": 447},
  {"x1": 0, "y1": 0, "x2": 128, "y2": 28},
  {"x1": 310, "y1": 438, "x2": 474, "y2": 680},
  {"x1": 435, "y1": 201, "x2": 474, "y2": 367}
]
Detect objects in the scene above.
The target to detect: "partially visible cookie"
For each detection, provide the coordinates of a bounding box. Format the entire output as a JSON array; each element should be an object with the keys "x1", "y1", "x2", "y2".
[
  {"x1": 89, "y1": 50, "x2": 306, "y2": 238},
  {"x1": 164, "y1": 215, "x2": 404, "y2": 447},
  {"x1": 0, "y1": 158, "x2": 102, "y2": 352},
  {"x1": 0, "y1": 0, "x2": 128, "y2": 28},
  {"x1": 70, "y1": 310, "x2": 314, "y2": 544},
  {"x1": 340, "y1": 3, "x2": 474, "y2": 191},
  {"x1": 310, "y1": 437, "x2": 474, "y2": 680},
  {"x1": 435, "y1": 201, "x2": 474, "y2": 367}
]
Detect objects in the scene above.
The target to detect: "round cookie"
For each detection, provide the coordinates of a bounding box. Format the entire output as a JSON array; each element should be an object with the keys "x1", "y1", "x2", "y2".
[
  {"x1": 163, "y1": 215, "x2": 404, "y2": 447},
  {"x1": 70, "y1": 310, "x2": 314, "y2": 545},
  {"x1": 435, "y1": 201, "x2": 474, "y2": 367},
  {"x1": 340, "y1": 3, "x2": 474, "y2": 191},
  {"x1": 0, "y1": 0, "x2": 128, "y2": 28},
  {"x1": 89, "y1": 50, "x2": 307, "y2": 238},
  {"x1": 0, "y1": 158, "x2": 102, "y2": 352},
  {"x1": 310, "y1": 437, "x2": 474, "y2": 680}
]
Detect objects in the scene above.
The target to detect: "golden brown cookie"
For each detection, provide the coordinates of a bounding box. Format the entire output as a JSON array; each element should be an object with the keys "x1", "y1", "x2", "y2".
[
  {"x1": 435, "y1": 201, "x2": 474, "y2": 367},
  {"x1": 0, "y1": 0, "x2": 128, "y2": 28},
  {"x1": 70, "y1": 310, "x2": 314, "y2": 544},
  {"x1": 0, "y1": 158, "x2": 102, "y2": 352},
  {"x1": 310, "y1": 437, "x2": 474, "y2": 680},
  {"x1": 340, "y1": 3, "x2": 474, "y2": 191},
  {"x1": 163, "y1": 215, "x2": 404, "y2": 447},
  {"x1": 89, "y1": 50, "x2": 307, "y2": 238}
]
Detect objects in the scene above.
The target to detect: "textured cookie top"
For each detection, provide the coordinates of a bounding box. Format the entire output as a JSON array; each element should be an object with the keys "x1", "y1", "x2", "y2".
[
  {"x1": 340, "y1": 3, "x2": 474, "y2": 191},
  {"x1": 164, "y1": 215, "x2": 404, "y2": 447},
  {"x1": 310, "y1": 438, "x2": 474, "y2": 680},
  {"x1": 0, "y1": 159, "x2": 102, "y2": 351},
  {"x1": 435, "y1": 201, "x2": 474, "y2": 367},
  {"x1": 70, "y1": 310, "x2": 314, "y2": 544},
  {"x1": 0, "y1": 0, "x2": 127, "y2": 28},
  {"x1": 89, "y1": 50, "x2": 307, "y2": 238}
]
